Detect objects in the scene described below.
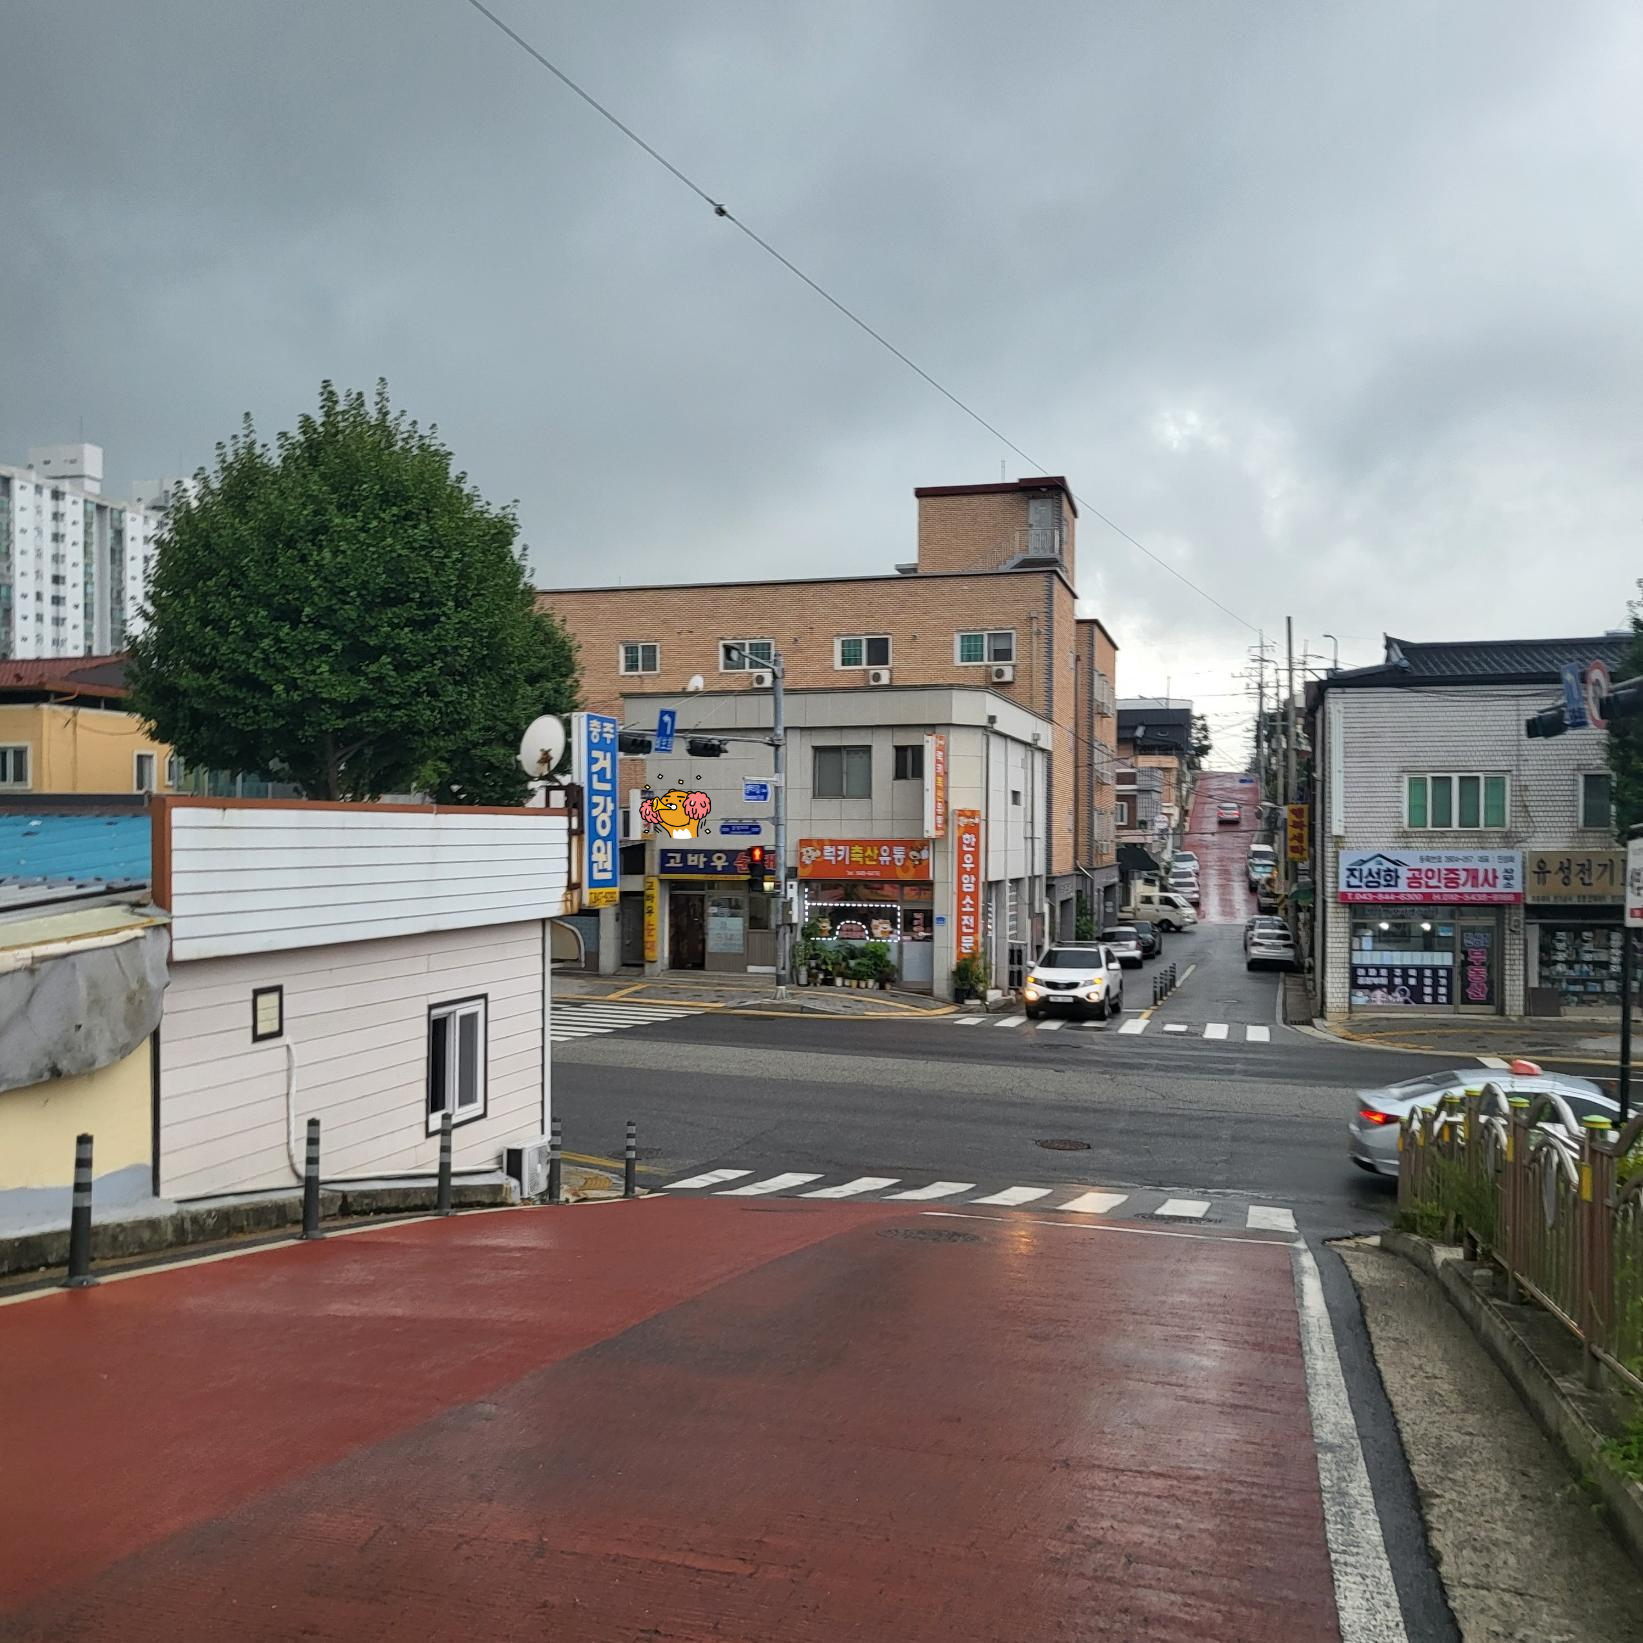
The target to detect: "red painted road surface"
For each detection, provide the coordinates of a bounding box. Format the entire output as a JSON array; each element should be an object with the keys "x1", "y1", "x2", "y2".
[
  {"x1": 1, "y1": 1201, "x2": 1341, "y2": 1642},
  {"x1": 1184, "y1": 771, "x2": 1262, "y2": 925}
]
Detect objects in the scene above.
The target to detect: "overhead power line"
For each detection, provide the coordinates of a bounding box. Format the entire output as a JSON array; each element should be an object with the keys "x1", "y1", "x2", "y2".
[{"x1": 460, "y1": 0, "x2": 1259, "y2": 634}]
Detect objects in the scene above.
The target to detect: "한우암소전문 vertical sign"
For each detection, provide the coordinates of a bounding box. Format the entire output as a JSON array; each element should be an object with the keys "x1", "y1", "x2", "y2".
[
  {"x1": 573, "y1": 711, "x2": 620, "y2": 908},
  {"x1": 953, "y1": 808, "x2": 983, "y2": 960}
]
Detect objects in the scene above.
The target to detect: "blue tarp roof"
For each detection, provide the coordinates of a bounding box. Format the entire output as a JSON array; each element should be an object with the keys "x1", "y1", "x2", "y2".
[{"x1": 0, "y1": 814, "x2": 152, "y2": 885}]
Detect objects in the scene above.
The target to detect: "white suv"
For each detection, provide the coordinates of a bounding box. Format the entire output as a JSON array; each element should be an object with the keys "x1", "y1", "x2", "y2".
[{"x1": 1023, "y1": 945, "x2": 1125, "y2": 1022}]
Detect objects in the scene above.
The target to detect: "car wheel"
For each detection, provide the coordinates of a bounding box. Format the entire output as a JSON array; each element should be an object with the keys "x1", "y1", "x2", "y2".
[
  {"x1": 1110, "y1": 990, "x2": 1122, "y2": 1015},
  {"x1": 1025, "y1": 1006, "x2": 1042, "y2": 1020},
  {"x1": 1091, "y1": 1000, "x2": 1109, "y2": 1021}
]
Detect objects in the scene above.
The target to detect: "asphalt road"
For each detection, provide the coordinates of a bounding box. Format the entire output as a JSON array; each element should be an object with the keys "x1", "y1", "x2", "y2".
[{"x1": 551, "y1": 777, "x2": 1446, "y2": 1243}]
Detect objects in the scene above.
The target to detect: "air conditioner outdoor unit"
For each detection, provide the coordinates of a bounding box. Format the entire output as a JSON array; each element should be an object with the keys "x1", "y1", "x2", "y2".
[
  {"x1": 990, "y1": 663, "x2": 1015, "y2": 683},
  {"x1": 503, "y1": 1137, "x2": 551, "y2": 1200},
  {"x1": 749, "y1": 670, "x2": 774, "y2": 688},
  {"x1": 867, "y1": 667, "x2": 893, "y2": 686}
]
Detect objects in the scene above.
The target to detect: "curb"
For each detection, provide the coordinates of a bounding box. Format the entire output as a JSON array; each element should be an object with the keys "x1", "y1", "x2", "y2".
[{"x1": 1379, "y1": 1229, "x2": 1643, "y2": 1576}]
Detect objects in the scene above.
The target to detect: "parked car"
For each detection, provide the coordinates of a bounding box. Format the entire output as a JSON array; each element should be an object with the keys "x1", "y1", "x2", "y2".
[
  {"x1": 1246, "y1": 928, "x2": 1297, "y2": 971},
  {"x1": 1243, "y1": 915, "x2": 1287, "y2": 950},
  {"x1": 1247, "y1": 846, "x2": 1277, "y2": 889},
  {"x1": 1255, "y1": 879, "x2": 1281, "y2": 914},
  {"x1": 1120, "y1": 888, "x2": 1197, "y2": 932},
  {"x1": 1172, "y1": 850, "x2": 1200, "y2": 873},
  {"x1": 1168, "y1": 871, "x2": 1201, "y2": 906},
  {"x1": 1101, "y1": 926, "x2": 1145, "y2": 968},
  {"x1": 1216, "y1": 802, "x2": 1242, "y2": 825},
  {"x1": 1348, "y1": 1067, "x2": 1615, "y2": 1179},
  {"x1": 1023, "y1": 945, "x2": 1125, "y2": 1022},
  {"x1": 1130, "y1": 919, "x2": 1163, "y2": 958}
]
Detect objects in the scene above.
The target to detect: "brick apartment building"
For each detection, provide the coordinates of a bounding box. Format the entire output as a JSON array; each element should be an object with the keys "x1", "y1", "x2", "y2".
[{"x1": 538, "y1": 478, "x2": 1121, "y2": 986}]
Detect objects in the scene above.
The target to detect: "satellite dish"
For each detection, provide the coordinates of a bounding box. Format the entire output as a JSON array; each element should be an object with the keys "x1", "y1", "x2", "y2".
[
  {"x1": 686, "y1": 674, "x2": 706, "y2": 693},
  {"x1": 518, "y1": 715, "x2": 567, "y2": 778}
]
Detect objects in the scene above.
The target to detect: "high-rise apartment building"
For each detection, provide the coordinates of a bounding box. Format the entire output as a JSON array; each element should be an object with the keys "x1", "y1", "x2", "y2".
[{"x1": 0, "y1": 444, "x2": 185, "y2": 659}]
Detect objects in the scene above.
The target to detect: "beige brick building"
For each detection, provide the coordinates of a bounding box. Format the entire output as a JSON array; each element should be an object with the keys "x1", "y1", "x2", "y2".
[{"x1": 538, "y1": 478, "x2": 1122, "y2": 977}]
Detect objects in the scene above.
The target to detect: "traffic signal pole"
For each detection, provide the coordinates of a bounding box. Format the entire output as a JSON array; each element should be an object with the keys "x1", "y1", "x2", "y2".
[{"x1": 772, "y1": 650, "x2": 790, "y2": 1001}]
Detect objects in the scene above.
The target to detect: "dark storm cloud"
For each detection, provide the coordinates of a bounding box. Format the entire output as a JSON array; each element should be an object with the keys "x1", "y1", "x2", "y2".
[{"x1": 5, "y1": 1, "x2": 1641, "y2": 745}]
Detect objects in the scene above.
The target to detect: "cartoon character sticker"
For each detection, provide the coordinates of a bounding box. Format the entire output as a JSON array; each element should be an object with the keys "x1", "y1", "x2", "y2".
[{"x1": 640, "y1": 788, "x2": 712, "y2": 839}]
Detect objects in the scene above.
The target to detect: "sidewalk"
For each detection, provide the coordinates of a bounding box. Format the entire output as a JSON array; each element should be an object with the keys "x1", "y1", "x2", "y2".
[
  {"x1": 1313, "y1": 1009, "x2": 1630, "y2": 1071},
  {"x1": 553, "y1": 966, "x2": 955, "y2": 1017}
]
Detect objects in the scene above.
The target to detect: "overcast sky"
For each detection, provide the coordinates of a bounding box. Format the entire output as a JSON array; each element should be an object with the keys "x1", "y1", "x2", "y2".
[{"x1": 5, "y1": 1, "x2": 1641, "y2": 754}]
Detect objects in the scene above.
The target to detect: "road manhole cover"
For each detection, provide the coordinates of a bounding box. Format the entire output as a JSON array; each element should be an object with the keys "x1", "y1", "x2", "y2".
[
  {"x1": 879, "y1": 1227, "x2": 982, "y2": 1244},
  {"x1": 1036, "y1": 1138, "x2": 1092, "y2": 1151}
]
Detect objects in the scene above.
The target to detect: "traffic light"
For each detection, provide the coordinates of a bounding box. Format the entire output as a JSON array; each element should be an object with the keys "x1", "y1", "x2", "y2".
[
  {"x1": 1524, "y1": 706, "x2": 1566, "y2": 739},
  {"x1": 617, "y1": 732, "x2": 654, "y2": 755},
  {"x1": 687, "y1": 737, "x2": 728, "y2": 757},
  {"x1": 746, "y1": 845, "x2": 776, "y2": 893},
  {"x1": 1524, "y1": 677, "x2": 1643, "y2": 738}
]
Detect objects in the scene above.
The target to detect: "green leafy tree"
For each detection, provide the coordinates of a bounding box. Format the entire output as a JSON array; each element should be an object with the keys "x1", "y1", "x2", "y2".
[
  {"x1": 1190, "y1": 712, "x2": 1213, "y2": 768},
  {"x1": 130, "y1": 381, "x2": 578, "y2": 803},
  {"x1": 1609, "y1": 578, "x2": 1643, "y2": 840}
]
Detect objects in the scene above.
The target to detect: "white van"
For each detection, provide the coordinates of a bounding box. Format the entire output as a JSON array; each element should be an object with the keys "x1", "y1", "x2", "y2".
[{"x1": 1120, "y1": 887, "x2": 1199, "y2": 932}]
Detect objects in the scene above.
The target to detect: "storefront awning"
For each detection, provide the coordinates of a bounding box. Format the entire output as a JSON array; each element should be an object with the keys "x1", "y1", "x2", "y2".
[{"x1": 1118, "y1": 844, "x2": 1162, "y2": 877}]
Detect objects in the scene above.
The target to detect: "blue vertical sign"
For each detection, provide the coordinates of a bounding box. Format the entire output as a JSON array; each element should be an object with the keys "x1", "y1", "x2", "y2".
[
  {"x1": 655, "y1": 708, "x2": 676, "y2": 754},
  {"x1": 574, "y1": 712, "x2": 620, "y2": 907},
  {"x1": 1561, "y1": 664, "x2": 1589, "y2": 731}
]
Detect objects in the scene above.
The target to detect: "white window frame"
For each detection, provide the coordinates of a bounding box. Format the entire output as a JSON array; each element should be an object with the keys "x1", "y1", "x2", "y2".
[
  {"x1": 427, "y1": 995, "x2": 487, "y2": 1133},
  {"x1": 719, "y1": 637, "x2": 774, "y2": 673},
  {"x1": 1403, "y1": 772, "x2": 1510, "y2": 831},
  {"x1": 618, "y1": 641, "x2": 660, "y2": 676},
  {"x1": 954, "y1": 629, "x2": 1016, "y2": 665},
  {"x1": 0, "y1": 744, "x2": 31, "y2": 790},
  {"x1": 834, "y1": 634, "x2": 891, "y2": 670},
  {"x1": 133, "y1": 751, "x2": 157, "y2": 793},
  {"x1": 165, "y1": 754, "x2": 184, "y2": 790},
  {"x1": 1576, "y1": 771, "x2": 1613, "y2": 831},
  {"x1": 1116, "y1": 799, "x2": 1131, "y2": 827}
]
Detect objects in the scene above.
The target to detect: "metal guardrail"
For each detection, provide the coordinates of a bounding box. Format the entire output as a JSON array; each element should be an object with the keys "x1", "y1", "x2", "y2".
[{"x1": 1399, "y1": 1084, "x2": 1643, "y2": 1394}]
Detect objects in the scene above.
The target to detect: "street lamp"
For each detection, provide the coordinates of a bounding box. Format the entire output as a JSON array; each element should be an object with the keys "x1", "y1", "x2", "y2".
[{"x1": 1321, "y1": 634, "x2": 1340, "y2": 673}]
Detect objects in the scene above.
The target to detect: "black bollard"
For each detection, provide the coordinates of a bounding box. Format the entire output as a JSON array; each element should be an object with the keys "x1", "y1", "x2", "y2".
[
  {"x1": 301, "y1": 1117, "x2": 323, "y2": 1239},
  {"x1": 64, "y1": 1133, "x2": 96, "y2": 1289},
  {"x1": 547, "y1": 1117, "x2": 563, "y2": 1205},
  {"x1": 624, "y1": 1120, "x2": 638, "y2": 1200},
  {"x1": 436, "y1": 1110, "x2": 453, "y2": 1216}
]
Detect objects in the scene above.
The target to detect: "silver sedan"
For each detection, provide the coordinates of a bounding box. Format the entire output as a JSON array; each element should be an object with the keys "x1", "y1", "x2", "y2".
[{"x1": 1348, "y1": 1065, "x2": 1617, "y2": 1179}]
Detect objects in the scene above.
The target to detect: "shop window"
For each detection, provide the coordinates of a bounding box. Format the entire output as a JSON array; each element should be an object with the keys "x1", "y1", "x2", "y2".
[
  {"x1": 814, "y1": 744, "x2": 872, "y2": 799},
  {"x1": 892, "y1": 744, "x2": 924, "y2": 780},
  {"x1": 1578, "y1": 772, "x2": 1613, "y2": 830},
  {"x1": 835, "y1": 634, "x2": 891, "y2": 669},
  {"x1": 428, "y1": 996, "x2": 487, "y2": 1131},
  {"x1": 619, "y1": 641, "x2": 659, "y2": 675},
  {"x1": 720, "y1": 638, "x2": 773, "y2": 672},
  {"x1": 1405, "y1": 773, "x2": 1507, "y2": 830},
  {"x1": 956, "y1": 630, "x2": 1014, "y2": 664}
]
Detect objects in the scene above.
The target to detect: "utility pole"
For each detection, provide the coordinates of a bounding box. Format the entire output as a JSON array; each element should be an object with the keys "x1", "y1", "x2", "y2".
[
  {"x1": 1285, "y1": 616, "x2": 1298, "y2": 940},
  {"x1": 1254, "y1": 632, "x2": 1266, "y2": 790}
]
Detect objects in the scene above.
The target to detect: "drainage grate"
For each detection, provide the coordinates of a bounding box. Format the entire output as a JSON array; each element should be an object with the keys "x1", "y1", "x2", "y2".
[
  {"x1": 1035, "y1": 1138, "x2": 1092, "y2": 1151},
  {"x1": 879, "y1": 1226, "x2": 982, "y2": 1244}
]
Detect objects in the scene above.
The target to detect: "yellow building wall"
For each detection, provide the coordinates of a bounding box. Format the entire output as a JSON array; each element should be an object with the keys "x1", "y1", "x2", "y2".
[
  {"x1": 0, "y1": 703, "x2": 177, "y2": 795},
  {"x1": 0, "y1": 1042, "x2": 152, "y2": 1192}
]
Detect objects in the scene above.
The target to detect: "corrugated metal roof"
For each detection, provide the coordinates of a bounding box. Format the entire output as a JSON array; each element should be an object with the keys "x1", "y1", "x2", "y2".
[
  {"x1": 0, "y1": 814, "x2": 151, "y2": 884},
  {"x1": 0, "y1": 654, "x2": 129, "y2": 696}
]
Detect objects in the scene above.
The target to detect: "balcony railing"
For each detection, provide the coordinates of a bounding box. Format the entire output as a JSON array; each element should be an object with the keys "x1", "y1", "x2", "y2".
[{"x1": 1011, "y1": 526, "x2": 1065, "y2": 564}]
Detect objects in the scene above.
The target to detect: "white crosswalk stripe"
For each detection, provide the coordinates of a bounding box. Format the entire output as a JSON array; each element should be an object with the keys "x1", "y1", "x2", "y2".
[
  {"x1": 1056, "y1": 1191, "x2": 1128, "y2": 1215},
  {"x1": 718, "y1": 1172, "x2": 824, "y2": 1196},
  {"x1": 955, "y1": 1015, "x2": 988, "y2": 1026},
  {"x1": 659, "y1": 1170, "x2": 1300, "y2": 1236},
  {"x1": 995, "y1": 1015, "x2": 1027, "y2": 1028},
  {"x1": 550, "y1": 1000, "x2": 708, "y2": 1043},
  {"x1": 1036, "y1": 1018, "x2": 1067, "y2": 1031},
  {"x1": 1246, "y1": 1026, "x2": 1271, "y2": 1043},
  {"x1": 1204, "y1": 1022, "x2": 1229, "y2": 1040},
  {"x1": 1117, "y1": 1017, "x2": 1149, "y2": 1034},
  {"x1": 969, "y1": 1186, "x2": 1053, "y2": 1206},
  {"x1": 663, "y1": 1168, "x2": 752, "y2": 1191},
  {"x1": 1247, "y1": 1205, "x2": 1297, "y2": 1232},
  {"x1": 801, "y1": 1176, "x2": 900, "y2": 1199}
]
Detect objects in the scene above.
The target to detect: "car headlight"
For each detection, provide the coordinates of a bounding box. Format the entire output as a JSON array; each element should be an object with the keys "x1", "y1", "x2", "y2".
[
  {"x1": 1024, "y1": 975, "x2": 1039, "y2": 987},
  {"x1": 1023, "y1": 987, "x2": 1040, "y2": 1001},
  {"x1": 1088, "y1": 977, "x2": 1103, "y2": 989}
]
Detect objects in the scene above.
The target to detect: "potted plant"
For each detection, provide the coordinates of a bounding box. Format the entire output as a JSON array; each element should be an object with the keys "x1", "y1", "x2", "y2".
[
  {"x1": 952, "y1": 954, "x2": 989, "y2": 1004},
  {"x1": 862, "y1": 940, "x2": 896, "y2": 990}
]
